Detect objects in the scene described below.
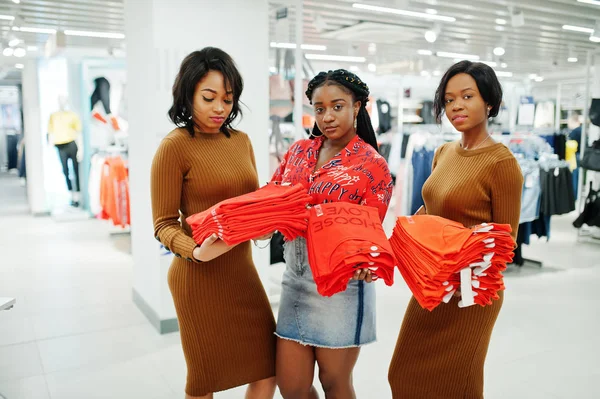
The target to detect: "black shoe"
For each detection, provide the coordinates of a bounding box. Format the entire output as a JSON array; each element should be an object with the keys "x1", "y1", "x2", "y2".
[{"x1": 70, "y1": 201, "x2": 80, "y2": 208}]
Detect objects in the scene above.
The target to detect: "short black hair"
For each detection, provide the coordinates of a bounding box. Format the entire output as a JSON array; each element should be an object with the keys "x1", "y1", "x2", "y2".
[
  {"x1": 434, "y1": 60, "x2": 503, "y2": 123},
  {"x1": 168, "y1": 47, "x2": 243, "y2": 137}
]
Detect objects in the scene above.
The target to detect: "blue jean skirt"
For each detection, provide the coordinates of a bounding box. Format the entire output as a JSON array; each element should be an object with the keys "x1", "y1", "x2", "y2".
[{"x1": 275, "y1": 237, "x2": 376, "y2": 348}]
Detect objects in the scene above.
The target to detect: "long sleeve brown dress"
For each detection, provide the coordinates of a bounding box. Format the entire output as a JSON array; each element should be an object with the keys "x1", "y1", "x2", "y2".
[
  {"x1": 388, "y1": 141, "x2": 523, "y2": 398},
  {"x1": 151, "y1": 128, "x2": 276, "y2": 396}
]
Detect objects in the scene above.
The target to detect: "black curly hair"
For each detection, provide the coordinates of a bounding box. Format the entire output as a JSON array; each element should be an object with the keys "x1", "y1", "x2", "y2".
[{"x1": 305, "y1": 69, "x2": 379, "y2": 152}]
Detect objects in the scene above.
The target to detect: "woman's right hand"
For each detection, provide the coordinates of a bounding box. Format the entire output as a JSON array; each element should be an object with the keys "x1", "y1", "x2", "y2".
[{"x1": 192, "y1": 234, "x2": 238, "y2": 262}]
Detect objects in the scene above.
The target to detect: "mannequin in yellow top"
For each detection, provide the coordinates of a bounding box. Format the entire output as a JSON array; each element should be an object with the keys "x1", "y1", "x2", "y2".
[{"x1": 48, "y1": 95, "x2": 83, "y2": 207}]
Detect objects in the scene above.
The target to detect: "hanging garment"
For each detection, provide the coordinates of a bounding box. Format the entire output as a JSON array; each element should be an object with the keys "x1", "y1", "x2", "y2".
[
  {"x1": 410, "y1": 147, "x2": 434, "y2": 215},
  {"x1": 305, "y1": 202, "x2": 396, "y2": 297},
  {"x1": 390, "y1": 215, "x2": 514, "y2": 311},
  {"x1": 554, "y1": 133, "x2": 567, "y2": 160},
  {"x1": 533, "y1": 101, "x2": 555, "y2": 128},
  {"x1": 519, "y1": 164, "x2": 541, "y2": 224},
  {"x1": 99, "y1": 156, "x2": 130, "y2": 227},
  {"x1": 186, "y1": 183, "x2": 311, "y2": 246},
  {"x1": 55, "y1": 141, "x2": 80, "y2": 192},
  {"x1": 421, "y1": 101, "x2": 435, "y2": 125},
  {"x1": 5, "y1": 133, "x2": 18, "y2": 170},
  {"x1": 539, "y1": 166, "x2": 575, "y2": 216},
  {"x1": 377, "y1": 99, "x2": 392, "y2": 133},
  {"x1": 48, "y1": 111, "x2": 81, "y2": 145},
  {"x1": 573, "y1": 184, "x2": 600, "y2": 228},
  {"x1": 91, "y1": 77, "x2": 120, "y2": 130},
  {"x1": 589, "y1": 98, "x2": 600, "y2": 127},
  {"x1": 581, "y1": 140, "x2": 600, "y2": 172}
]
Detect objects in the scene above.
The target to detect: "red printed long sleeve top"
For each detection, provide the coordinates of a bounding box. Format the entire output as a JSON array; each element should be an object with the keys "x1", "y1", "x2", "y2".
[{"x1": 271, "y1": 135, "x2": 393, "y2": 221}]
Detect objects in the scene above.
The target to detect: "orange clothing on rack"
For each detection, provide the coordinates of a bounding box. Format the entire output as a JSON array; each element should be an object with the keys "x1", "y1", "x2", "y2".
[{"x1": 99, "y1": 156, "x2": 130, "y2": 228}]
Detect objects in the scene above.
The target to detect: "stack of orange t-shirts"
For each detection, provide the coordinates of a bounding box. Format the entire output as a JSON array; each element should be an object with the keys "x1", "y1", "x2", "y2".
[
  {"x1": 306, "y1": 202, "x2": 397, "y2": 297},
  {"x1": 389, "y1": 215, "x2": 515, "y2": 311},
  {"x1": 186, "y1": 183, "x2": 312, "y2": 246}
]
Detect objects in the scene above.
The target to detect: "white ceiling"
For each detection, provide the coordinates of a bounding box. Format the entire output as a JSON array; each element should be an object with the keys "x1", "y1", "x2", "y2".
[{"x1": 269, "y1": 0, "x2": 600, "y2": 79}]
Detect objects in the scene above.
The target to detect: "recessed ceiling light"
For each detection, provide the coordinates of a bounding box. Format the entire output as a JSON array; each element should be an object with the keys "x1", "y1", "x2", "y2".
[
  {"x1": 495, "y1": 18, "x2": 507, "y2": 25},
  {"x1": 12, "y1": 0, "x2": 20, "y2": 4},
  {"x1": 352, "y1": 3, "x2": 456, "y2": 22},
  {"x1": 493, "y1": 47, "x2": 506, "y2": 56},
  {"x1": 577, "y1": 0, "x2": 600, "y2": 6},
  {"x1": 495, "y1": 26, "x2": 505, "y2": 32},
  {"x1": 13, "y1": 48, "x2": 26, "y2": 57},
  {"x1": 15, "y1": 63, "x2": 24, "y2": 69},
  {"x1": 16, "y1": 27, "x2": 56, "y2": 34},
  {"x1": 2, "y1": 47, "x2": 14, "y2": 56},
  {"x1": 535, "y1": 76, "x2": 544, "y2": 82},
  {"x1": 0, "y1": 15, "x2": 15, "y2": 21},
  {"x1": 64, "y1": 30, "x2": 125, "y2": 39},
  {"x1": 8, "y1": 38, "x2": 20, "y2": 47},
  {"x1": 367, "y1": 63, "x2": 377, "y2": 72},
  {"x1": 418, "y1": 49, "x2": 433, "y2": 56},
  {"x1": 562, "y1": 25, "x2": 594, "y2": 33},
  {"x1": 305, "y1": 54, "x2": 366, "y2": 62},
  {"x1": 425, "y1": 30, "x2": 437, "y2": 43},
  {"x1": 568, "y1": 57, "x2": 578, "y2": 62},
  {"x1": 437, "y1": 51, "x2": 480, "y2": 60}
]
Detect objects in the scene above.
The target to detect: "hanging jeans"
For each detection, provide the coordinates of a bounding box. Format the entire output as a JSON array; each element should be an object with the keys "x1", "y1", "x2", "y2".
[
  {"x1": 55, "y1": 141, "x2": 80, "y2": 192},
  {"x1": 91, "y1": 77, "x2": 112, "y2": 114},
  {"x1": 410, "y1": 148, "x2": 434, "y2": 215}
]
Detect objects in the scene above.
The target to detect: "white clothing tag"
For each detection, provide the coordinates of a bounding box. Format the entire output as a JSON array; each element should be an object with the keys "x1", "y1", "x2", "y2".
[
  {"x1": 443, "y1": 290, "x2": 456, "y2": 303},
  {"x1": 460, "y1": 267, "x2": 475, "y2": 307},
  {"x1": 482, "y1": 238, "x2": 495, "y2": 244},
  {"x1": 370, "y1": 252, "x2": 380, "y2": 257},
  {"x1": 554, "y1": 167, "x2": 559, "y2": 177},
  {"x1": 445, "y1": 285, "x2": 454, "y2": 292}
]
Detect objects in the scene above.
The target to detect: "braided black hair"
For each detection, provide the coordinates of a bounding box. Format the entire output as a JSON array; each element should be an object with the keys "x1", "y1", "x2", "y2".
[{"x1": 305, "y1": 69, "x2": 379, "y2": 152}]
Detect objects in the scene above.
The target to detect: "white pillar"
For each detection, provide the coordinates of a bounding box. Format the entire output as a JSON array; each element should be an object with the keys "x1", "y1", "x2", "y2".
[
  {"x1": 293, "y1": 0, "x2": 304, "y2": 139},
  {"x1": 21, "y1": 60, "x2": 48, "y2": 215},
  {"x1": 125, "y1": 0, "x2": 270, "y2": 333}
]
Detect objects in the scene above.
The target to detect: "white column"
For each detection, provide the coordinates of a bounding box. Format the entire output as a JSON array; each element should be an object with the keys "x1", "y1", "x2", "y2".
[
  {"x1": 293, "y1": 0, "x2": 304, "y2": 139},
  {"x1": 125, "y1": 0, "x2": 270, "y2": 333},
  {"x1": 21, "y1": 60, "x2": 48, "y2": 215}
]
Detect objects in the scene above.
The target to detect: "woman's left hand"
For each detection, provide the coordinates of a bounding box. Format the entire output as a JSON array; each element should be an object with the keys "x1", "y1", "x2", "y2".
[{"x1": 352, "y1": 268, "x2": 374, "y2": 283}]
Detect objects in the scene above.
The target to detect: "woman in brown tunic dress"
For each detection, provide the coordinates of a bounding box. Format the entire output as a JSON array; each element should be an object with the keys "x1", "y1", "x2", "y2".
[
  {"x1": 151, "y1": 47, "x2": 276, "y2": 399},
  {"x1": 388, "y1": 61, "x2": 523, "y2": 398}
]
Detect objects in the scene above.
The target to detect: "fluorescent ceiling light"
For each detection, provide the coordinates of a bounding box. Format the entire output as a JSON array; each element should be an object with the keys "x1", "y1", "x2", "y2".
[
  {"x1": 501, "y1": 62, "x2": 508, "y2": 68},
  {"x1": 535, "y1": 76, "x2": 544, "y2": 82},
  {"x1": 425, "y1": 30, "x2": 437, "y2": 43},
  {"x1": 8, "y1": 38, "x2": 20, "y2": 47},
  {"x1": 590, "y1": 35, "x2": 600, "y2": 42},
  {"x1": 0, "y1": 15, "x2": 15, "y2": 20},
  {"x1": 418, "y1": 49, "x2": 433, "y2": 55},
  {"x1": 269, "y1": 42, "x2": 327, "y2": 51},
  {"x1": 481, "y1": 61, "x2": 498, "y2": 67},
  {"x1": 27, "y1": 46, "x2": 37, "y2": 51},
  {"x1": 495, "y1": 18, "x2": 507, "y2": 25},
  {"x1": 13, "y1": 48, "x2": 26, "y2": 57},
  {"x1": 15, "y1": 27, "x2": 57, "y2": 34},
  {"x1": 437, "y1": 51, "x2": 480, "y2": 60},
  {"x1": 562, "y1": 25, "x2": 594, "y2": 33},
  {"x1": 64, "y1": 30, "x2": 124, "y2": 39},
  {"x1": 15, "y1": 63, "x2": 23, "y2": 69},
  {"x1": 12, "y1": 0, "x2": 20, "y2": 4},
  {"x1": 2, "y1": 47, "x2": 14, "y2": 56},
  {"x1": 352, "y1": 3, "x2": 456, "y2": 22},
  {"x1": 495, "y1": 71, "x2": 513, "y2": 78},
  {"x1": 493, "y1": 47, "x2": 505, "y2": 56},
  {"x1": 305, "y1": 54, "x2": 366, "y2": 62},
  {"x1": 420, "y1": 70, "x2": 430, "y2": 77},
  {"x1": 578, "y1": 0, "x2": 600, "y2": 6},
  {"x1": 425, "y1": 9, "x2": 438, "y2": 15},
  {"x1": 568, "y1": 57, "x2": 578, "y2": 62},
  {"x1": 367, "y1": 63, "x2": 377, "y2": 72}
]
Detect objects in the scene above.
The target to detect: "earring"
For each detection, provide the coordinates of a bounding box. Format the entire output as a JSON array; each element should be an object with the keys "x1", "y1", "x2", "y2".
[{"x1": 354, "y1": 118, "x2": 357, "y2": 129}]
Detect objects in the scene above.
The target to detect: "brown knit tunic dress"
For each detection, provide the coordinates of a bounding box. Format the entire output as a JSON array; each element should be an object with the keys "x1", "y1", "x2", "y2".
[
  {"x1": 389, "y1": 141, "x2": 523, "y2": 399},
  {"x1": 151, "y1": 128, "x2": 276, "y2": 396}
]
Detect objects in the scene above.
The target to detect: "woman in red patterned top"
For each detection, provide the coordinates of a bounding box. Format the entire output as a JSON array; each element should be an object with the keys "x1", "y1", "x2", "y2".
[{"x1": 272, "y1": 69, "x2": 393, "y2": 399}]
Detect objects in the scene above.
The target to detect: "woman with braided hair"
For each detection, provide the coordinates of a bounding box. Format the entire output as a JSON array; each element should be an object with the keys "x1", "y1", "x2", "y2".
[{"x1": 270, "y1": 69, "x2": 393, "y2": 399}]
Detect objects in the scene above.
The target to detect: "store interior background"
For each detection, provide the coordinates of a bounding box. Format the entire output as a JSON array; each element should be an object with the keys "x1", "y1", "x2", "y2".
[{"x1": 1, "y1": 0, "x2": 599, "y2": 398}]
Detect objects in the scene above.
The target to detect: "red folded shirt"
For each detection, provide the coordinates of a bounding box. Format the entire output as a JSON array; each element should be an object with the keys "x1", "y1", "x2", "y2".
[
  {"x1": 306, "y1": 202, "x2": 397, "y2": 297},
  {"x1": 186, "y1": 183, "x2": 312, "y2": 246},
  {"x1": 389, "y1": 215, "x2": 514, "y2": 311}
]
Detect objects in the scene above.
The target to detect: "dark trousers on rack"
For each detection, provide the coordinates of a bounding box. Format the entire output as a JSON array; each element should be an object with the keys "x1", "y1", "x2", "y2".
[
  {"x1": 56, "y1": 141, "x2": 80, "y2": 192},
  {"x1": 91, "y1": 77, "x2": 112, "y2": 114},
  {"x1": 6, "y1": 134, "x2": 19, "y2": 170}
]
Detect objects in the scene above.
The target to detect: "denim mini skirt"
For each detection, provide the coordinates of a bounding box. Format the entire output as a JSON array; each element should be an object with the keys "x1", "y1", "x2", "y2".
[{"x1": 275, "y1": 237, "x2": 376, "y2": 348}]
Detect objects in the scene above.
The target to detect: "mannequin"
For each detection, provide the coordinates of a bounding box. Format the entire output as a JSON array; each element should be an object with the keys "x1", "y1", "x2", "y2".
[
  {"x1": 48, "y1": 95, "x2": 83, "y2": 207},
  {"x1": 91, "y1": 76, "x2": 120, "y2": 131}
]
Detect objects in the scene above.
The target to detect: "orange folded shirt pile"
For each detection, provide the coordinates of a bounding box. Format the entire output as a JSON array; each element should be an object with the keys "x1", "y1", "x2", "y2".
[
  {"x1": 306, "y1": 202, "x2": 397, "y2": 297},
  {"x1": 389, "y1": 215, "x2": 515, "y2": 311},
  {"x1": 186, "y1": 183, "x2": 312, "y2": 246}
]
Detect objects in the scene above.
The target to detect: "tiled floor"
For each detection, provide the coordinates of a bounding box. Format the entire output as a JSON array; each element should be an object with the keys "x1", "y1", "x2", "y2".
[{"x1": 1, "y1": 171, "x2": 599, "y2": 399}]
